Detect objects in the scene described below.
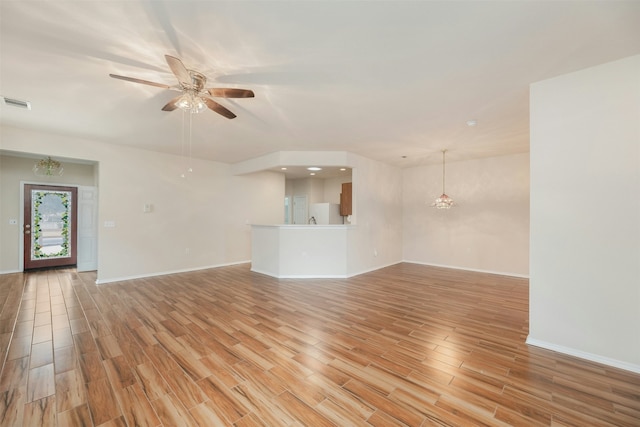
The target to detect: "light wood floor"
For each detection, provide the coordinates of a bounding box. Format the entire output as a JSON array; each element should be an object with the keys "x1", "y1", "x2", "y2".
[{"x1": 0, "y1": 263, "x2": 638, "y2": 426}]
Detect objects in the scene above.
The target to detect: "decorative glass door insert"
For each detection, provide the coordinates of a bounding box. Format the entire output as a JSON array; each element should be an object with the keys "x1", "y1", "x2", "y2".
[{"x1": 24, "y1": 184, "x2": 77, "y2": 270}]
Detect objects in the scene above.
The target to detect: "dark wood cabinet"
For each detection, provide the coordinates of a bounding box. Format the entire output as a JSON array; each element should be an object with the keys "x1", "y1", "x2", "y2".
[{"x1": 340, "y1": 182, "x2": 352, "y2": 216}]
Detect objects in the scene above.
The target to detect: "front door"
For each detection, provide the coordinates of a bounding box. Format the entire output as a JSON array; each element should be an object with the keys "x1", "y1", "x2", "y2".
[{"x1": 23, "y1": 184, "x2": 78, "y2": 270}]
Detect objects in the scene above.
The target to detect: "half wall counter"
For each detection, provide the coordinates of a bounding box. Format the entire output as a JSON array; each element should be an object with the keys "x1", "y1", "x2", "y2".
[{"x1": 251, "y1": 224, "x2": 354, "y2": 278}]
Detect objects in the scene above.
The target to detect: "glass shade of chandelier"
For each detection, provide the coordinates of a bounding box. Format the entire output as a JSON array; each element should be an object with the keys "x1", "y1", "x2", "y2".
[
  {"x1": 432, "y1": 149, "x2": 454, "y2": 209},
  {"x1": 33, "y1": 156, "x2": 63, "y2": 177}
]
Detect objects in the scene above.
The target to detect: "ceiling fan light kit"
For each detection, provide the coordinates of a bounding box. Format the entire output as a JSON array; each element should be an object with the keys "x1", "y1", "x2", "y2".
[{"x1": 175, "y1": 91, "x2": 206, "y2": 114}]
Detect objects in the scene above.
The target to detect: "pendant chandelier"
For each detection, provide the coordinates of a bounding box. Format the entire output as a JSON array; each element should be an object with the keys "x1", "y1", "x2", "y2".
[
  {"x1": 432, "y1": 149, "x2": 453, "y2": 209},
  {"x1": 33, "y1": 156, "x2": 63, "y2": 177}
]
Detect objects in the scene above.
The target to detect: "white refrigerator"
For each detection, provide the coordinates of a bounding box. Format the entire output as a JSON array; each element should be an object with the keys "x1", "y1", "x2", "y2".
[{"x1": 309, "y1": 203, "x2": 342, "y2": 224}]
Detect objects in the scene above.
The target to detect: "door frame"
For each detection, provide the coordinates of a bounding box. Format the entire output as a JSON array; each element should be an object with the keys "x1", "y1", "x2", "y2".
[
  {"x1": 19, "y1": 181, "x2": 99, "y2": 272},
  {"x1": 75, "y1": 186, "x2": 99, "y2": 272},
  {"x1": 23, "y1": 183, "x2": 78, "y2": 270}
]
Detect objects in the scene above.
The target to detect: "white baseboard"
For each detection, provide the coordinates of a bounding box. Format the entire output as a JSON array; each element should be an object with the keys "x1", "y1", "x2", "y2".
[
  {"x1": 251, "y1": 261, "x2": 402, "y2": 279},
  {"x1": 249, "y1": 268, "x2": 279, "y2": 278},
  {"x1": 403, "y1": 260, "x2": 529, "y2": 279},
  {"x1": 3, "y1": 261, "x2": 528, "y2": 281},
  {"x1": 346, "y1": 261, "x2": 403, "y2": 278},
  {"x1": 96, "y1": 259, "x2": 398, "y2": 283},
  {"x1": 526, "y1": 337, "x2": 640, "y2": 374},
  {"x1": 95, "y1": 260, "x2": 251, "y2": 284},
  {"x1": 268, "y1": 274, "x2": 349, "y2": 279}
]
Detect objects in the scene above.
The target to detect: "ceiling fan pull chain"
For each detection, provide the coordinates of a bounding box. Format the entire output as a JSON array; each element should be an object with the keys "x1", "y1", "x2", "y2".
[{"x1": 188, "y1": 111, "x2": 193, "y2": 173}]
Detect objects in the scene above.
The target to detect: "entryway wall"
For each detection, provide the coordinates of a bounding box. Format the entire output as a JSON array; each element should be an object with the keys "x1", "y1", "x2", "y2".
[{"x1": 0, "y1": 153, "x2": 97, "y2": 273}]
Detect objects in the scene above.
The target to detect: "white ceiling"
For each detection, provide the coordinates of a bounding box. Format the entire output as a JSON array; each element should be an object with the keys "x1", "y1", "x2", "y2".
[{"x1": 1, "y1": 1, "x2": 639, "y2": 169}]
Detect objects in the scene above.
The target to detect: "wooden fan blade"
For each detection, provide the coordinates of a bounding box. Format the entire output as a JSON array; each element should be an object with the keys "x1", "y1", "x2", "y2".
[
  {"x1": 161, "y1": 95, "x2": 181, "y2": 111},
  {"x1": 165, "y1": 55, "x2": 192, "y2": 86},
  {"x1": 203, "y1": 98, "x2": 236, "y2": 119},
  {"x1": 207, "y1": 88, "x2": 255, "y2": 98},
  {"x1": 109, "y1": 74, "x2": 171, "y2": 89}
]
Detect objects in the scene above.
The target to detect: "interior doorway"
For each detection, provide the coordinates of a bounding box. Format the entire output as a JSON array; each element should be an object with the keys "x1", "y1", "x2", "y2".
[
  {"x1": 292, "y1": 195, "x2": 308, "y2": 224},
  {"x1": 23, "y1": 184, "x2": 78, "y2": 270}
]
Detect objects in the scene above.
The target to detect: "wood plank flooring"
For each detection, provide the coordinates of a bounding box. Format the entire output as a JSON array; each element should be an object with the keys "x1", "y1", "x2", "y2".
[{"x1": 0, "y1": 263, "x2": 638, "y2": 426}]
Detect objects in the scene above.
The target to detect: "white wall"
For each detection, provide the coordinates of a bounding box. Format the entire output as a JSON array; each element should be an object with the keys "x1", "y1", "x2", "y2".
[
  {"x1": 403, "y1": 153, "x2": 530, "y2": 276},
  {"x1": 285, "y1": 175, "x2": 352, "y2": 207},
  {"x1": 0, "y1": 126, "x2": 284, "y2": 283},
  {"x1": 346, "y1": 154, "x2": 403, "y2": 275},
  {"x1": 288, "y1": 177, "x2": 325, "y2": 205},
  {"x1": 324, "y1": 176, "x2": 351, "y2": 205},
  {"x1": 529, "y1": 55, "x2": 640, "y2": 372}
]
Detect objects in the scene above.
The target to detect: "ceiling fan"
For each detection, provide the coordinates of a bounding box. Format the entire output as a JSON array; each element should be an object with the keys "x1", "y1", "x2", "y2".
[{"x1": 109, "y1": 55, "x2": 254, "y2": 119}]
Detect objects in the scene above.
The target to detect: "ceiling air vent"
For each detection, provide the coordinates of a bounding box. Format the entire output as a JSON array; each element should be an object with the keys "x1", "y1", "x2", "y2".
[{"x1": 2, "y1": 97, "x2": 31, "y2": 110}]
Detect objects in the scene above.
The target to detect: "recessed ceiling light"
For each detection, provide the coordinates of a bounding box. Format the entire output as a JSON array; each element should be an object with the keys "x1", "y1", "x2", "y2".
[
  {"x1": 466, "y1": 119, "x2": 477, "y2": 127},
  {"x1": 310, "y1": 172, "x2": 316, "y2": 176},
  {"x1": 340, "y1": 168, "x2": 346, "y2": 171},
  {"x1": 307, "y1": 167, "x2": 322, "y2": 171},
  {"x1": 281, "y1": 167, "x2": 287, "y2": 170}
]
